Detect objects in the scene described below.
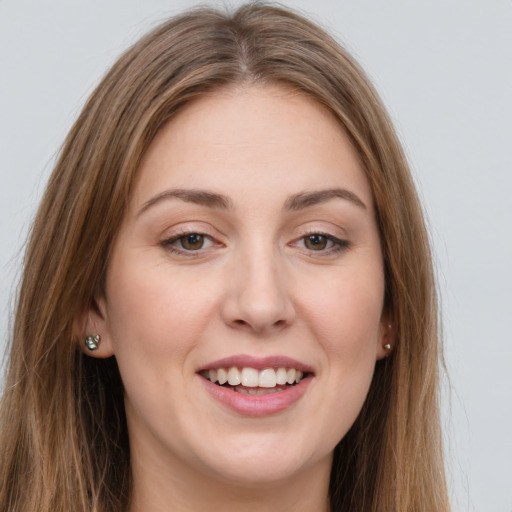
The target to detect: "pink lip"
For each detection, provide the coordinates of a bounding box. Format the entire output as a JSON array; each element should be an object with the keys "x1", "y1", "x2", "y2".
[
  {"x1": 197, "y1": 354, "x2": 314, "y2": 373},
  {"x1": 197, "y1": 354, "x2": 315, "y2": 417},
  {"x1": 199, "y1": 374, "x2": 312, "y2": 417}
]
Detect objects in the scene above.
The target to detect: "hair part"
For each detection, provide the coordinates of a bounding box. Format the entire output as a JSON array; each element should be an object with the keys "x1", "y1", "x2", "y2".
[{"x1": 0, "y1": 3, "x2": 449, "y2": 511}]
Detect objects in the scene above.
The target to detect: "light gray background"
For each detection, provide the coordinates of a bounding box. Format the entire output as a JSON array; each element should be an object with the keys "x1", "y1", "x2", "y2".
[{"x1": 1, "y1": 1, "x2": 511, "y2": 510}]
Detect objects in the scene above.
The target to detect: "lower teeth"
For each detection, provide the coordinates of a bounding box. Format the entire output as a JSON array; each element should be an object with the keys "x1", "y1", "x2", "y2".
[
  {"x1": 235, "y1": 386, "x2": 285, "y2": 395},
  {"x1": 216, "y1": 384, "x2": 292, "y2": 395}
]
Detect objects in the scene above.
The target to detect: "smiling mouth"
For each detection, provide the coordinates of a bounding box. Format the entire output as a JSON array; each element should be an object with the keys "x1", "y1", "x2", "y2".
[{"x1": 200, "y1": 366, "x2": 310, "y2": 395}]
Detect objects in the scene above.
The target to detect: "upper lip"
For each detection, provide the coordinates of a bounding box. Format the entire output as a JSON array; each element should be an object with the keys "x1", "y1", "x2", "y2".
[{"x1": 197, "y1": 354, "x2": 314, "y2": 374}]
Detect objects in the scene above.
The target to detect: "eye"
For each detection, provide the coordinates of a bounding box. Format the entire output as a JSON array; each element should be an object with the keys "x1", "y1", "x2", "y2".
[
  {"x1": 179, "y1": 233, "x2": 208, "y2": 250},
  {"x1": 292, "y1": 232, "x2": 349, "y2": 254},
  {"x1": 161, "y1": 232, "x2": 215, "y2": 253},
  {"x1": 303, "y1": 234, "x2": 330, "y2": 250}
]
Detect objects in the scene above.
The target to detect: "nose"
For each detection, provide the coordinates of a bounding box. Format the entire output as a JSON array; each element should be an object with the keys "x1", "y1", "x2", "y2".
[{"x1": 220, "y1": 246, "x2": 296, "y2": 335}]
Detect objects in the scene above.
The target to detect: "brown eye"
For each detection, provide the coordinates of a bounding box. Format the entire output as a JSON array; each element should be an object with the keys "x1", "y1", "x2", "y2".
[
  {"x1": 180, "y1": 233, "x2": 205, "y2": 250},
  {"x1": 304, "y1": 234, "x2": 328, "y2": 250},
  {"x1": 161, "y1": 232, "x2": 216, "y2": 255}
]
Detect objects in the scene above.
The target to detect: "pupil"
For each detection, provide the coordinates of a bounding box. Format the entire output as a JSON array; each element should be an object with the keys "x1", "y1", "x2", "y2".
[
  {"x1": 306, "y1": 235, "x2": 327, "y2": 250},
  {"x1": 183, "y1": 234, "x2": 203, "y2": 250}
]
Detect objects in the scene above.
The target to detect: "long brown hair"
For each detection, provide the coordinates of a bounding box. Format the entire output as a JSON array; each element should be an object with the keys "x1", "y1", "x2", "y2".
[{"x1": 0, "y1": 3, "x2": 450, "y2": 511}]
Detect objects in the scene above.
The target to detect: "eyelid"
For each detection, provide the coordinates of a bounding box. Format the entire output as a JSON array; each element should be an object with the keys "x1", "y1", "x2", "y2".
[
  {"x1": 290, "y1": 229, "x2": 350, "y2": 255},
  {"x1": 160, "y1": 227, "x2": 221, "y2": 257},
  {"x1": 158, "y1": 224, "x2": 349, "y2": 258}
]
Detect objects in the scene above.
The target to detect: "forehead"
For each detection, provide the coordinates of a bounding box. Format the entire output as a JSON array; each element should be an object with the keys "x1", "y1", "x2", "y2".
[{"x1": 131, "y1": 84, "x2": 374, "y2": 212}]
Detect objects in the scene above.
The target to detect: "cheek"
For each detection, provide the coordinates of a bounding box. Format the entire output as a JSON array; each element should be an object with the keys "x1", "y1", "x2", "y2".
[
  {"x1": 104, "y1": 254, "x2": 219, "y2": 375},
  {"x1": 102, "y1": 254, "x2": 223, "y2": 443},
  {"x1": 296, "y1": 265, "x2": 384, "y2": 439},
  {"x1": 299, "y1": 265, "x2": 385, "y2": 357}
]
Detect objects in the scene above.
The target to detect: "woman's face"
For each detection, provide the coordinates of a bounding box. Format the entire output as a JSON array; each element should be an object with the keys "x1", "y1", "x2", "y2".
[{"x1": 92, "y1": 85, "x2": 389, "y2": 485}]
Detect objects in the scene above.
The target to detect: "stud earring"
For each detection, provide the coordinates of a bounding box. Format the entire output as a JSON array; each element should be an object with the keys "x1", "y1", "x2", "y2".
[
  {"x1": 384, "y1": 343, "x2": 391, "y2": 350},
  {"x1": 84, "y1": 334, "x2": 101, "y2": 351}
]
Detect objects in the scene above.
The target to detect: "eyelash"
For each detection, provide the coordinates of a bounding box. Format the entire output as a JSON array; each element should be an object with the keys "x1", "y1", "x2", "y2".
[
  {"x1": 160, "y1": 230, "x2": 216, "y2": 257},
  {"x1": 160, "y1": 230, "x2": 350, "y2": 257},
  {"x1": 292, "y1": 231, "x2": 350, "y2": 255}
]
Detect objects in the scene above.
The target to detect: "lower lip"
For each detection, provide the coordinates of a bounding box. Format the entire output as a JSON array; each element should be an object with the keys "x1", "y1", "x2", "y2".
[{"x1": 199, "y1": 375, "x2": 312, "y2": 417}]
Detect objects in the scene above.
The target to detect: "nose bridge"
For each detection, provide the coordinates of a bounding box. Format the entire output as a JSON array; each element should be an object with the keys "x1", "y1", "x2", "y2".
[{"x1": 222, "y1": 236, "x2": 295, "y2": 334}]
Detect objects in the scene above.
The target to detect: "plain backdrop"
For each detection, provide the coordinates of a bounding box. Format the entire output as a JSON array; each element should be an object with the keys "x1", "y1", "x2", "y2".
[{"x1": 1, "y1": 0, "x2": 511, "y2": 510}]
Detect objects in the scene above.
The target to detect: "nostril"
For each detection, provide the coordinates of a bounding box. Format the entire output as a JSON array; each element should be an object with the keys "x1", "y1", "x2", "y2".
[{"x1": 230, "y1": 317, "x2": 289, "y2": 333}]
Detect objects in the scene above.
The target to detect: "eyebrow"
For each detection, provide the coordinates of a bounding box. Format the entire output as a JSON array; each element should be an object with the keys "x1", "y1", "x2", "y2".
[
  {"x1": 137, "y1": 186, "x2": 366, "y2": 216},
  {"x1": 138, "y1": 188, "x2": 233, "y2": 216},
  {"x1": 284, "y1": 188, "x2": 367, "y2": 211}
]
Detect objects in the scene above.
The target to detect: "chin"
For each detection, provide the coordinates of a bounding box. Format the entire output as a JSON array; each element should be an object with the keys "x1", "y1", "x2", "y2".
[
  {"x1": 193, "y1": 433, "x2": 328, "y2": 487},
  {"x1": 205, "y1": 457, "x2": 310, "y2": 487}
]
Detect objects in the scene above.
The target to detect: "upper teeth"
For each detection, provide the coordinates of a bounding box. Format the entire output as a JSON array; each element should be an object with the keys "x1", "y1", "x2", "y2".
[{"x1": 204, "y1": 367, "x2": 304, "y2": 388}]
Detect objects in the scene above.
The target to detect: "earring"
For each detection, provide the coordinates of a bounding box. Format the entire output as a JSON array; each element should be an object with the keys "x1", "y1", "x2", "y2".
[
  {"x1": 84, "y1": 334, "x2": 101, "y2": 351},
  {"x1": 384, "y1": 343, "x2": 391, "y2": 350}
]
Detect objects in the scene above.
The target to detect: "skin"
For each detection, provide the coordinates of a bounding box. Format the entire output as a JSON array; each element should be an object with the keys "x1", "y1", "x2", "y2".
[{"x1": 83, "y1": 84, "x2": 392, "y2": 511}]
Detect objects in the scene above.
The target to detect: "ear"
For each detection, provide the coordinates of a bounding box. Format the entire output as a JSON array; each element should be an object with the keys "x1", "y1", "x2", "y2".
[
  {"x1": 376, "y1": 315, "x2": 395, "y2": 360},
  {"x1": 73, "y1": 296, "x2": 115, "y2": 358}
]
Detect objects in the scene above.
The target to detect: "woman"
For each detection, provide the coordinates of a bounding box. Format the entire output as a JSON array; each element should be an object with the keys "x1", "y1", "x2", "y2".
[{"x1": 0, "y1": 3, "x2": 450, "y2": 511}]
